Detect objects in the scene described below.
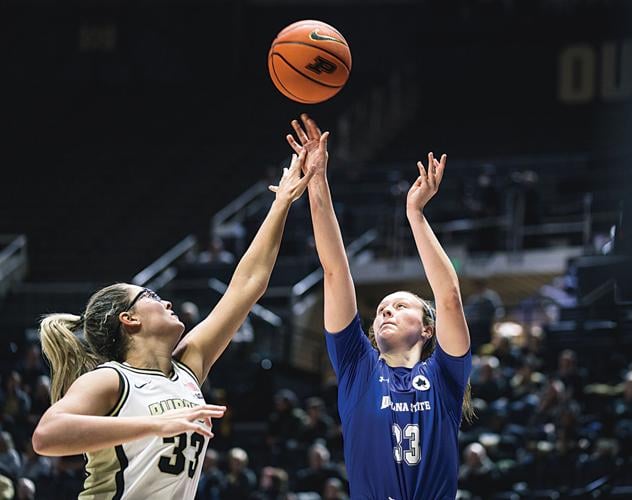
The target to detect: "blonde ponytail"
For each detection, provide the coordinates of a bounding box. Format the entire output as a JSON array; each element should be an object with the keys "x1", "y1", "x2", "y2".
[{"x1": 39, "y1": 313, "x2": 103, "y2": 403}]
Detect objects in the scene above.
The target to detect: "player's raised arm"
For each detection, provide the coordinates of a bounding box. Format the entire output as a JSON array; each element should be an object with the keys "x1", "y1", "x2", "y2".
[
  {"x1": 406, "y1": 153, "x2": 470, "y2": 356},
  {"x1": 174, "y1": 151, "x2": 313, "y2": 381},
  {"x1": 287, "y1": 113, "x2": 357, "y2": 333}
]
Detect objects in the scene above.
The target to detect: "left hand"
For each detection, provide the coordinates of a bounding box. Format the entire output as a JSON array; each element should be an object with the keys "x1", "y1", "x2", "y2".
[
  {"x1": 268, "y1": 149, "x2": 314, "y2": 203},
  {"x1": 406, "y1": 152, "x2": 447, "y2": 213},
  {"x1": 286, "y1": 113, "x2": 329, "y2": 179}
]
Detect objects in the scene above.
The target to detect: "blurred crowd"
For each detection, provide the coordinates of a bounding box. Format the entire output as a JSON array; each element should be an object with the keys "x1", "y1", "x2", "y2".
[{"x1": 1, "y1": 277, "x2": 631, "y2": 499}]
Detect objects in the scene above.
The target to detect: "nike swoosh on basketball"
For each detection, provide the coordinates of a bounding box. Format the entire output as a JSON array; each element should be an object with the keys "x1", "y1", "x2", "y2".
[
  {"x1": 134, "y1": 382, "x2": 150, "y2": 389},
  {"x1": 309, "y1": 29, "x2": 346, "y2": 45}
]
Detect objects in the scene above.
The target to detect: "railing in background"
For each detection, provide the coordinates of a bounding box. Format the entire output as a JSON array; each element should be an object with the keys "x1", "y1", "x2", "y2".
[
  {"x1": 0, "y1": 234, "x2": 28, "y2": 301},
  {"x1": 208, "y1": 278, "x2": 282, "y2": 328},
  {"x1": 210, "y1": 180, "x2": 269, "y2": 256},
  {"x1": 132, "y1": 234, "x2": 197, "y2": 289}
]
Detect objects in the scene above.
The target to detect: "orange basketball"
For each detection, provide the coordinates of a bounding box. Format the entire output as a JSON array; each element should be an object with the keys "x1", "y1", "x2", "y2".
[{"x1": 268, "y1": 20, "x2": 352, "y2": 104}]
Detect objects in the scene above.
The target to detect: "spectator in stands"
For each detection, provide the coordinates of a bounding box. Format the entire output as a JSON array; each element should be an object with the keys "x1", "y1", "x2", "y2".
[
  {"x1": 178, "y1": 300, "x2": 201, "y2": 333},
  {"x1": 530, "y1": 378, "x2": 568, "y2": 429},
  {"x1": 300, "y1": 396, "x2": 336, "y2": 447},
  {"x1": 197, "y1": 236, "x2": 236, "y2": 265},
  {"x1": 26, "y1": 375, "x2": 51, "y2": 436},
  {"x1": 197, "y1": 448, "x2": 226, "y2": 500},
  {"x1": 464, "y1": 278, "x2": 505, "y2": 352},
  {"x1": 16, "y1": 477, "x2": 35, "y2": 500},
  {"x1": 0, "y1": 473, "x2": 14, "y2": 500},
  {"x1": 30, "y1": 150, "x2": 315, "y2": 498},
  {"x1": 265, "y1": 389, "x2": 308, "y2": 466},
  {"x1": 470, "y1": 355, "x2": 508, "y2": 403},
  {"x1": 13, "y1": 344, "x2": 47, "y2": 393},
  {"x1": 458, "y1": 441, "x2": 501, "y2": 499},
  {"x1": 577, "y1": 437, "x2": 621, "y2": 484},
  {"x1": 221, "y1": 447, "x2": 257, "y2": 500},
  {"x1": 0, "y1": 372, "x2": 31, "y2": 446},
  {"x1": 554, "y1": 349, "x2": 588, "y2": 402},
  {"x1": 287, "y1": 113, "x2": 473, "y2": 499},
  {"x1": 322, "y1": 477, "x2": 350, "y2": 500},
  {"x1": 19, "y1": 440, "x2": 52, "y2": 494},
  {"x1": 251, "y1": 466, "x2": 292, "y2": 500},
  {"x1": 294, "y1": 442, "x2": 347, "y2": 497},
  {"x1": 0, "y1": 431, "x2": 21, "y2": 481}
]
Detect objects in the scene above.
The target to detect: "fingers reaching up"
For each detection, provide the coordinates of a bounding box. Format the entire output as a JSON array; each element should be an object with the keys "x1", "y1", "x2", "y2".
[
  {"x1": 286, "y1": 113, "x2": 329, "y2": 178},
  {"x1": 408, "y1": 152, "x2": 448, "y2": 212},
  {"x1": 268, "y1": 149, "x2": 314, "y2": 202}
]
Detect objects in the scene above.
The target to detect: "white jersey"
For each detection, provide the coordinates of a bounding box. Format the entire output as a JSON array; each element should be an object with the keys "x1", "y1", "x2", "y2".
[{"x1": 79, "y1": 359, "x2": 208, "y2": 500}]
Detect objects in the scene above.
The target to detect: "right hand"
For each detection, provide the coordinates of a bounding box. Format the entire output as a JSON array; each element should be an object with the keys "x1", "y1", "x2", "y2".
[
  {"x1": 286, "y1": 113, "x2": 329, "y2": 178},
  {"x1": 268, "y1": 149, "x2": 314, "y2": 203},
  {"x1": 153, "y1": 404, "x2": 226, "y2": 439}
]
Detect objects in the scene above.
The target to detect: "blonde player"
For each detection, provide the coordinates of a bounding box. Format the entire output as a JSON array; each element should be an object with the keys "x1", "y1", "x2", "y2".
[
  {"x1": 287, "y1": 114, "x2": 473, "y2": 499},
  {"x1": 32, "y1": 151, "x2": 313, "y2": 499}
]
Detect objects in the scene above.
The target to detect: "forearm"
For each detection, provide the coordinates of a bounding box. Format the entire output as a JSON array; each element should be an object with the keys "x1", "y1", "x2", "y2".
[
  {"x1": 32, "y1": 412, "x2": 157, "y2": 456},
  {"x1": 307, "y1": 177, "x2": 351, "y2": 276},
  {"x1": 407, "y1": 208, "x2": 460, "y2": 301},
  {"x1": 231, "y1": 198, "x2": 291, "y2": 292}
]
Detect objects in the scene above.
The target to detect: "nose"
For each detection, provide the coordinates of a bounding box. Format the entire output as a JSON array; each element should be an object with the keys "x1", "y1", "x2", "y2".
[
  {"x1": 382, "y1": 306, "x2": 393, "y2": 318},
  {"x1": 165, "y1": 301, "x2": 173, "y2": 310}
]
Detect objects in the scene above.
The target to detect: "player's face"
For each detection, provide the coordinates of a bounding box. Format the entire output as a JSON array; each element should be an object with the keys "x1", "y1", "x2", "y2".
[
  {"x1": 125, "y1": 286, "x2": 185, "y2": 336},
  {"x1": 373, "y1": 291, "x2": 425, "y2": 353}
]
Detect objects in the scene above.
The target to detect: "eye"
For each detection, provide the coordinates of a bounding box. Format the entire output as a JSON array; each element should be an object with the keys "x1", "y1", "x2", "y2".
[{"x1": 396, "y1": 303, "x2": 406, "y2": 309}]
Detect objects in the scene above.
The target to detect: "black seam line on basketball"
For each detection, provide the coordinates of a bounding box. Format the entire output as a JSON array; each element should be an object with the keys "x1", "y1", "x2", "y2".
[
  {"x1": 270, "y1": 57, "x2": 316, "y2": 104},
  {"x1": 272, "y1": 52, "x2": 345, "y2": 89},
  {"x1": 272, "y1": 41, "x2": 351, "y2": 72}
]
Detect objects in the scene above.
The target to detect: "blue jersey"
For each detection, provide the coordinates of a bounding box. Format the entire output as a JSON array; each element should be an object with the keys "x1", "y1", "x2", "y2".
[{"x1": 325, "y1": 313, "x2": 472, "y2": 500}]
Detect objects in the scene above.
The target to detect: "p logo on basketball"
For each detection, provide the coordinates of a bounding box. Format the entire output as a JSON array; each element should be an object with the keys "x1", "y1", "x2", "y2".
[{"x1": 268, "y1": 19, "x2": 352, "y2": 104}]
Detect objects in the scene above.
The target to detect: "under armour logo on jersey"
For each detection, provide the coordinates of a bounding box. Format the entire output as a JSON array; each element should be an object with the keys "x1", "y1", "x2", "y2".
[
  {"x1": 412, "y1": 375, "x2": 431, "y2": 391},
  {"x1": 379, "y1": 376, "x2": 389, "y2": 383}
]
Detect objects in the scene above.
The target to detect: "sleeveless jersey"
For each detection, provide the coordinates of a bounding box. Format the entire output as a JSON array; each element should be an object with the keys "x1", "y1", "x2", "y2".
[
  {"x1": 325, "y1": 314, "x2": 472, "y2": 500},
  {"x1": 79, "y1": 359, "x2": 208, "y2": 500}
]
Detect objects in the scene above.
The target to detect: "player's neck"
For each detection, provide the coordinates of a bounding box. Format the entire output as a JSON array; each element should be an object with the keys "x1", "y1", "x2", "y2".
[
  {"x1": 380, "y1": 349, "x2": 420, "y2": 369},
  {"x1": 125, "y1": 346, "x2": 174, "y2": 377}
]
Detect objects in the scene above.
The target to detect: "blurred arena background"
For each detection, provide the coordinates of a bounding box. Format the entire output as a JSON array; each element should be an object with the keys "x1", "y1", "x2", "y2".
[{"x1": 1, "y1": 0, "x2": 631, "y2": 498}]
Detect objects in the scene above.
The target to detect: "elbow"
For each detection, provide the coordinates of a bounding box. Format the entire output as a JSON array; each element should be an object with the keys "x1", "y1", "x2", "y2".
[
  {"x1": 248, "y1": 275, "x2": 270, "y2": 300},
  {"x1": 31, "y1": 426, "x2": 52, "y2": 456},
  {"x1": 438, "y1": 287, "x2": 464, "y2": 311}
]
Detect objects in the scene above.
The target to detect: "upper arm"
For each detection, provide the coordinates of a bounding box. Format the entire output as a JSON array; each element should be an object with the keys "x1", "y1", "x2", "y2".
[
  {"x1": 41, "y1": 368, "x2": 120, "y2": 419},
  {"x1": 323, "y1": 268, "x2": 357, "y2": 333},
  {"x1": 435, "y1": 289, "x2": 471, "y2": 357}
]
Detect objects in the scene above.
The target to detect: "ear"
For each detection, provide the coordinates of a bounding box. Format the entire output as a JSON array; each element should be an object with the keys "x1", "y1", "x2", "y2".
[
  {"x1": 421, "y1": 325, "x2": 434, "y2": 340},
  {"x1": 119, "y1": 311, "x2": 141, "y2": 329}
]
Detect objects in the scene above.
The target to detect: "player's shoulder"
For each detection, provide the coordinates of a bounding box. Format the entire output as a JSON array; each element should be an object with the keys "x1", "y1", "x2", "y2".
[{"x1": 67, "y1": 365, "x2": 121, "y2": 395}]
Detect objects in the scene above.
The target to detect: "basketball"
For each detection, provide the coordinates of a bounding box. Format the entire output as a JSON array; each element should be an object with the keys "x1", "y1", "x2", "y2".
[{"x1": 268, "y1": 20, "x2": 352, "y2": 104}]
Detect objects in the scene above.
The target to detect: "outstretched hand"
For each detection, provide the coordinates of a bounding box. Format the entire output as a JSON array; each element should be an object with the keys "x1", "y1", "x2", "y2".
[
  {"x1": 153, "y1": 404, "x2": 226, "y2": 439},
  {"x1": 268, "y1": 149, "x2": 314, "y2": 203},
  {"x1": 286, "y1": 113, "x2": 329, "y2": 178},
  {"x1": 406, "y1": 152, "x2": 447, "y2": 213}
]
